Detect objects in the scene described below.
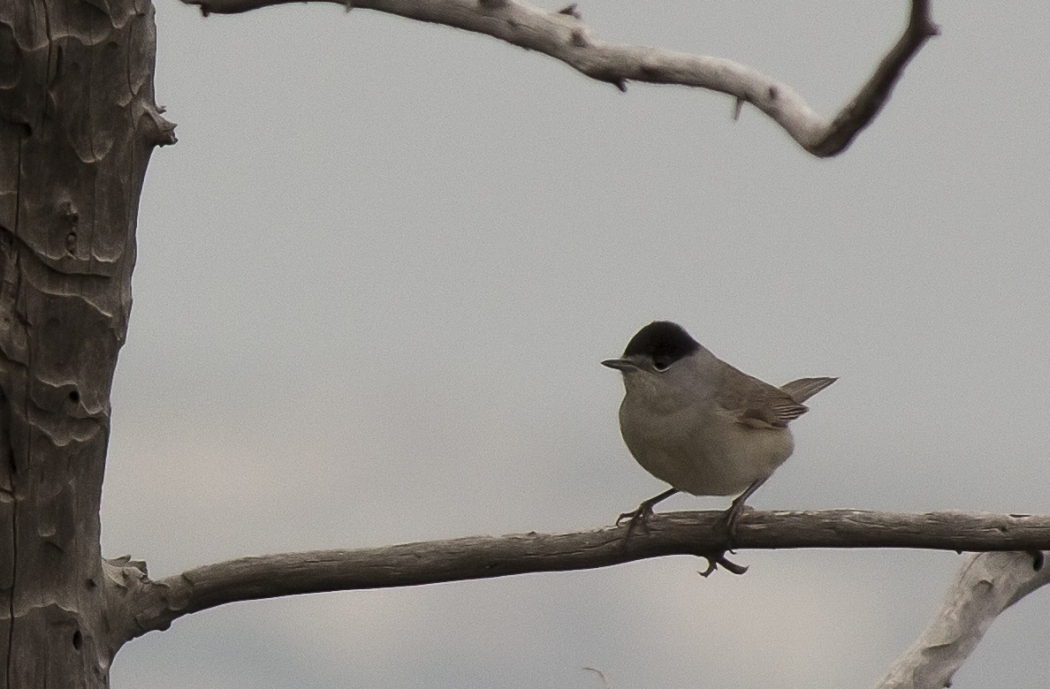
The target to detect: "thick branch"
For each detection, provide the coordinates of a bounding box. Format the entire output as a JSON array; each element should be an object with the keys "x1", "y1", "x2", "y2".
[
  {"x1": 875, "y1": 551, "x2": 1050, "y2": 689},
  {"x1": 179, "y1": 0, "x2": 937, "y2": 157},
  {"x1": 111, "y1": 509, "x2": 1050, "y2": 643}
]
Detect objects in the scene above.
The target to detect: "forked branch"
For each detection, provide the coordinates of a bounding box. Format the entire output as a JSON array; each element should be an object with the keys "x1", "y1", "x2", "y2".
[
  {"x1": 179, "y1": 0, "x2": 938, "y2": 157},
  {"x1": 875, "y1": 551, "x2": 1050, "y2": 689}
]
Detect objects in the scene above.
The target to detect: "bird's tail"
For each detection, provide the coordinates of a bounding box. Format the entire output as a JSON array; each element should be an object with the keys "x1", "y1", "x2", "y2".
[{"x1": 779, "y1": 376, "x2": 837, "y2": 403}]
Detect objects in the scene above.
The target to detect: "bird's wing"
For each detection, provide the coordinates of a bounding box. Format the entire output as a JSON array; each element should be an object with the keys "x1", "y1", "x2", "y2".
[{"x1": 715, "y1": 364, "x2": 810, "y2": 429}]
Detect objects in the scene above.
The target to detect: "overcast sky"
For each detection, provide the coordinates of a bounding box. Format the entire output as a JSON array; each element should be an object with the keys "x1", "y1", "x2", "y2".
[{"x1": 101, "y1": 2, "x2": 1050, "y2": 687}]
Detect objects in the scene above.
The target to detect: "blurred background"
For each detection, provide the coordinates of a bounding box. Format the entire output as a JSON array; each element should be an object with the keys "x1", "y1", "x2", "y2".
[{"x1": 102, "y1": 2, "x2": 1050, "y2": 687}]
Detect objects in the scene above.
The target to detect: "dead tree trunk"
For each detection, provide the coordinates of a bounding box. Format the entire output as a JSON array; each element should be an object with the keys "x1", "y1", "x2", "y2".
[
  {"x1": 2, "y1": 2, "x2": 1026, "y2": 688},
  {"x1": 0, "y1": 2, "x2": 172, "y2": 686}
]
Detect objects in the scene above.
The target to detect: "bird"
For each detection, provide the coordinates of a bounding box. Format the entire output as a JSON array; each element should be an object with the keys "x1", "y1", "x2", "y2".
[{"x1": 603, "y1": 321, "x2": 835, "y2": 539}]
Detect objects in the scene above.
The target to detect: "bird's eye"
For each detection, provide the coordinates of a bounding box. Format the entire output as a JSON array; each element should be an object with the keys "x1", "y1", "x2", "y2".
[{"x1": 652, "y1": 356, "x2": 671, "y2": 371}]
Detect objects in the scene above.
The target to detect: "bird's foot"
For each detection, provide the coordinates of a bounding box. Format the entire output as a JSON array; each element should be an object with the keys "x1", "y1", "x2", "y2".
[
  {"x1": 718, "y1": 498, "x2": 753, "y2": 549},
  {"x1": 615, "y1": 488, "x2": 679, "y2": 545},
  {"x1": 698, "y1": 550, "x2": 749, "y2": 577},
  {"x1": 616, "y1": 504, "x2": 653, "y2": 528},
  {"x1": 703, "y1": 497, "x2": 755, "y2": 575},
  {"x1": 616, "y1": 503, "x2": 655, "y2": 542}
]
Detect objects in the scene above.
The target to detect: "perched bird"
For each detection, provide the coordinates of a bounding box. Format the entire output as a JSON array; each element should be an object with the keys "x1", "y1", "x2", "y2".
[{"x1": 603, "y1": 321, "x2": 835, "y2": 538}]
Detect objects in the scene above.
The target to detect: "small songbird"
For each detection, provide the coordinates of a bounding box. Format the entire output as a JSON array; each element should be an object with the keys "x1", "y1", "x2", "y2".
[{"x1": 603, "y1": 321, "x2": 835, "y2": 537}]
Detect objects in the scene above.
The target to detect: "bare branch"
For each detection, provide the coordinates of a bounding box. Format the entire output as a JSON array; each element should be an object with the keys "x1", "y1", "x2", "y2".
[
  {"x1": 817, "y1": 0, "x2": 939, "y2": 155},
  {"x1": 111, "y1": 509, "x2": 1050, "y2": 643},
  {"x1": 179, "y1": 0, "x2": 937, "y2": 157},
  {"x1": 874, "y1": 551, "x2": 1050, "y2": 689}
]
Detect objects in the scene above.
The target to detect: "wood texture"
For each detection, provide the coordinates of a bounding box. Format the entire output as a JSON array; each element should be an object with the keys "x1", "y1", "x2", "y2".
[
  {"x1": 0, "y1": 1, "x2": 173, "y2": 686},
  {"x1": 875, "y1": 551, "x2": 1050, "y2": 689},
  {"x1": 109, "y1": 509, "x2": 1050, "y2": 640}
]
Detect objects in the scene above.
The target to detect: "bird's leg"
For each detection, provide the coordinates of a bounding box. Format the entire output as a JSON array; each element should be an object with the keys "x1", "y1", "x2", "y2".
[
  {"x1": 720, "y1": 477, "x2": 768, "y2": 544},
  {"x1": 694, "y1": 480, "x2": 768, "y2": 575},
  {"x1": 616, "y1": 488, "x2": 678, "y2": 540}
]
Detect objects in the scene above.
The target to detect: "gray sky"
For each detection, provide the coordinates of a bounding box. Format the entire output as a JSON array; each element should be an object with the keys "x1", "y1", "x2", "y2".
[{"x1": 102, "y1": 2, "x2": 1050, "y2": 687}]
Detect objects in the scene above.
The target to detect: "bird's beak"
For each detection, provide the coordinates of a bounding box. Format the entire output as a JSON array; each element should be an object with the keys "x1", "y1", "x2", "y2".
[{"x1": 601, "y1": 357, "x2": 636, "y2": 371}]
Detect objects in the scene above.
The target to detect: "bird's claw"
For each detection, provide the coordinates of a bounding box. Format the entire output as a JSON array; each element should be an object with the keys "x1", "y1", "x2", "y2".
[
  {"x1": 698, "y1": 551, "x2": 749, "y2": 577},
  {"x1": 700, "y1": 502, "x2": 752, "y2": 574},
  {"x1": 616, "y1": 505, "x2": 654, "y2": 543},
  {"x1": 615, "y1": 506, "x2": 650, "y2": 529}
]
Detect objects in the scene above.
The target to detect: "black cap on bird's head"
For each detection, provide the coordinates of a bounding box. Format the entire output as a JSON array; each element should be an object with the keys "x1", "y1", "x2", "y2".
[{"x1": 603, "y1": 321, "x2": 701, "y2": 372}]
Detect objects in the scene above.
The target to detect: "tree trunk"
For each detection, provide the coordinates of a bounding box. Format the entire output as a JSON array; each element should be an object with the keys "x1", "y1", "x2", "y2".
[{"x1": 0, "y1": 1, "x2": 171, "y2": 686}]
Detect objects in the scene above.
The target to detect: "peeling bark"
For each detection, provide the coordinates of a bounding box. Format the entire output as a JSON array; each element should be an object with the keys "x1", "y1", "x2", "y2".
[{"x1": 0, "y1": 1, "x2": 172, "y2": 686}]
